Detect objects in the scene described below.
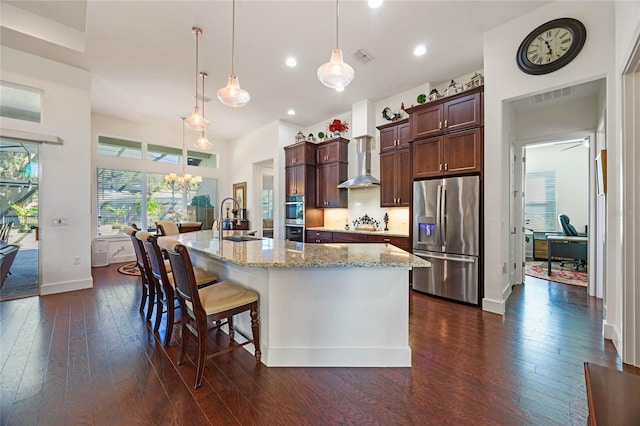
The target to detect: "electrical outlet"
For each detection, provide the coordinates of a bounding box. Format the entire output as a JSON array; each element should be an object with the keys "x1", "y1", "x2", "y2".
[{"x1": 73, "y1": 256, "x2": 80, "y2": 265}]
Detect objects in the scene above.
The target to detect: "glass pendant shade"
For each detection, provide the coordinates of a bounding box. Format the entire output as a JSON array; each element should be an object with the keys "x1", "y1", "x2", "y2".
[
  {"x1": 184, "y1": 105, "x2": 210, "y2": 131},
  {"x1": 194, "y1": 130, "x2": 213, "y2": 150},
  {"x1": 317, "y1": 48, "x2": 354, "y2": 89},
  {"x1": 217, "y1": 75, "x2": 250, "y2": 108}
]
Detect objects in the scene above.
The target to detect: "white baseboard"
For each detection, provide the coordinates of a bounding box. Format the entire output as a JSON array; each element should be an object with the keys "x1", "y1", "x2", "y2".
[
  {"x1": 111, "y1": 254, "x2": 135, "y2": 263},
  {"x1": 482, "y1": 297, "x2": 505, "y2": 315},
  {"x1": 40, "y1": 277, "x2": 93, "y2": 295}
]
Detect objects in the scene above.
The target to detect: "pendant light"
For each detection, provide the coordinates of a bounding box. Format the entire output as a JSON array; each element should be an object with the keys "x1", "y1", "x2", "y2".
[
  {"x1": 217, "y1": 0, "x2": 251, "y2": 108},
  {"x1": 185, "y1": 27, "x2": 210, "y2": 131},
  {"x1": 317, "y1": 0, "x2": 354, "y2": 90},
  {"x1": 194, "y1": 72, "x2": 213, "y2": 149}
]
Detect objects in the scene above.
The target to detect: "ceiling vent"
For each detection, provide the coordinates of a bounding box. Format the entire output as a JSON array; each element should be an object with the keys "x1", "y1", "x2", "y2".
[
  {"x1": 532, "y1": 87, "x2": 572, "y2": 104},
  {"x1": 352, "y1": 48, "x2": 375, "y2": 64}
]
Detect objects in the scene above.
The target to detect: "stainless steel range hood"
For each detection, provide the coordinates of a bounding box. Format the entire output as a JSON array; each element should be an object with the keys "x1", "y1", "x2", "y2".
[
  {"x1": 337, "y1": 137, "x2": 380, "y2": 188},
  {"x1": 337, "y1": 100, "x2": 380, "y2": 189}
]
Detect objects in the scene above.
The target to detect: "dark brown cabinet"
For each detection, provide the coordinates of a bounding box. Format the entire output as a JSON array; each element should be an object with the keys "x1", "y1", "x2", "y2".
[
  {"x1": 306, "y1": 230, "x2": 333, "y2": 243},
  {"x1": 408, "y1": 89, "x2": 482, "y2": 141},
  {"x1": 285, "y1": 141, "x2": 316, "y2": 166},
  {"x1": 379, "y1": 119, "x2": 411, "y2": 152},
  {"x1": 317, "y1": 137, "x2": 348, "y2": 164},
  {"x1": 315, "y1": 138, "x2": 348, "y2": 208},
  {"x1": 306, "y1": 230, "x2": 410, "y2": 251},
  {"x1": 380, "y1": 148, "x2": 411, "y2": 206},
  {"x1": 413, "y1": 128, "x2": 482, "y2": 178},
  {"x1": 378, "y1": 120, "x2": 412, "y2": 207}
]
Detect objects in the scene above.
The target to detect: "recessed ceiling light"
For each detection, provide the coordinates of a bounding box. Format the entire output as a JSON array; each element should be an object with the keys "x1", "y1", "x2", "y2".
[
  {"x1": 414, "y1": 45, "x2": 427, "y2": 56},
  {"x1": 287, "y1": 109, "x2": 295, "y2": 115},
  {"x1": 286, "y1": 57, "x2": 297, "y2": 67},
  {"x1": 335, "y1": 86, "x2": 345, "y2": 92},
  {"x1": 368, "y1": 0, "x2": 383, "y2": 8}
]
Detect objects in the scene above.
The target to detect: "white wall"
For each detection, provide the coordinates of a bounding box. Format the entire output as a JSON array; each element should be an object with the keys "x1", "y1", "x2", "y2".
[
  {"x1": 1, "y1": 46, "x2": 93, "y2": 294},
  {"x1": 483, "y1": 1, "x2": 616, "y2": 314},
  {"x1": 525, "y1": 144, "x2": 590, "y2": 232},
  {"x1": 516, "y1": 97, "x2": 599, "y2": 142}
]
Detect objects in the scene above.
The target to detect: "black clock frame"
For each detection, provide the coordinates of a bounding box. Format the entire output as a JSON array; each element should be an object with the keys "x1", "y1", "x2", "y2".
[{"x1": 516, "y1": 17, "x2": 587, "y2": 75}]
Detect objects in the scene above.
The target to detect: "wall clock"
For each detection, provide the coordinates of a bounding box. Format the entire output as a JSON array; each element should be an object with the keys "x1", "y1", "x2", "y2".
[{"x1": 516, "y1": 18, "x2": 586, "y2": 75}]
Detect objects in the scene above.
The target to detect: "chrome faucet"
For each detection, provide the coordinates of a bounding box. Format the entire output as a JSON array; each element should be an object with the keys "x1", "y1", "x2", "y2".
[{"x1": 219, "y1": 197, "x2": 241, "y2": 242}]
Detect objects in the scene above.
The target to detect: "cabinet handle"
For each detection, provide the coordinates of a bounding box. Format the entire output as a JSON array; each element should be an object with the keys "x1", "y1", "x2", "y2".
[
  {"x1": 439, "y1": 164, "x2": 443, "y2": 172},
  {"x1": 444, "y1": 120, "x2": 448, "y2": 128},
  {"x1": 439, "y1": 121, "x2": 442, "y2": 129},
  {"x1": 384, "y1": 238, "x2": 390, "y2": 242},
  {"x1": 445, "y1": 163, "x2": 448, "y2": 171}
]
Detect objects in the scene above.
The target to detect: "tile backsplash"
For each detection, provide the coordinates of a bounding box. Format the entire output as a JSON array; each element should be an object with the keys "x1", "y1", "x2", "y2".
[{"x1": 322, "y1": 187, "x2": 410, "y2": 235}]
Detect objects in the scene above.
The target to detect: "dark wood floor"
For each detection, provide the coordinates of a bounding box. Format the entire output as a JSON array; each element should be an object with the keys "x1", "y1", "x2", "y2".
[{"x1": 1, "y1": 266, "x2": 636, "y2": 425}]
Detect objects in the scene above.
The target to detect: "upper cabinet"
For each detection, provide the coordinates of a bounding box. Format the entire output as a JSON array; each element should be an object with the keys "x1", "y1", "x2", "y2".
[
  {"x1": 315, "y1": 138, "x2": 349, "y2": 208},
  {"x1": 284, "y1": 142, "x2": 317, "y2": 198},
  {"x1": 408, "y1": 87, "x2": 483, "y2": 141},
  {"x1": 285, "y1": 141, "x2": 316, "y2": 167},
  {"x1": 379, "y1": 119, "x2": 411, "y2": 153},
  {"x1": 377, "y1": 119, "x2": 411, "y2": 207}
]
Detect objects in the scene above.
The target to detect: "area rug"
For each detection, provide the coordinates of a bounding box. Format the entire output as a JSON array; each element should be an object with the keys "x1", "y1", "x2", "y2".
[
  {"x1": 117, "y1": 262, "x2": 141, "y2": 276},
  {"x1": 0, "y1": 248, "x2": 39, "y2": 301},
  {"x1": 525, "y1": 261, "x2": 587, "y2": 287}
]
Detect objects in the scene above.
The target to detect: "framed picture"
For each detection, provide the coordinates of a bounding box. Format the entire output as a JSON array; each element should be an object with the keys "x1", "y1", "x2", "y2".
[
  {"x1": 233, "y1": 182, "x2": 247, "y2": 209},
  {"x1": 596, "y1": 149, "x2": 607, "y2": 195}
]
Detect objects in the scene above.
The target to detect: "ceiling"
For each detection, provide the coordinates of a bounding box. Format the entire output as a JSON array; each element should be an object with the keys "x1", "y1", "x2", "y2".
[{"x1": 1, "y1": 1, "x2": 550, "y2": 143}]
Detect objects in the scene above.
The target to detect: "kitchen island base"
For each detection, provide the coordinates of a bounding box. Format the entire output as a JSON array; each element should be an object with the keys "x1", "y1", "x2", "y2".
[{"x1": 191, "y1": 253, "x2": 411, "y2": 367}]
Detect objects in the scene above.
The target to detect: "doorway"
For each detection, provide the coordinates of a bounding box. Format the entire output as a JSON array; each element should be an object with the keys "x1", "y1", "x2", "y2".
[
  {"x1": 508, "y1": 78, "x2": 604, "y2": 296},
  {"x1": 0, "y1": 138, "x2": 40, "y2": 300}
]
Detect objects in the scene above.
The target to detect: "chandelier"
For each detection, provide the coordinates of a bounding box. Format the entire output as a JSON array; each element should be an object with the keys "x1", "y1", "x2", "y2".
[{"x1": 166, "y1": 117, "x2": 203, "y2": 194}]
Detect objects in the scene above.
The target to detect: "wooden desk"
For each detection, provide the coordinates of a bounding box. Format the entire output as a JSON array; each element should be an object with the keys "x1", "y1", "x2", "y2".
[
  {"x1": 584, "y1": 362, "x2": 640, "y2": 425},
  {"x1": 547, "y1": 235, "x2": 587, "y2": 275}
]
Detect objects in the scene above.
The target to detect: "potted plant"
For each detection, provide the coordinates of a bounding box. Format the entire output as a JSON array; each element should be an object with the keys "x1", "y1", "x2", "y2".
[
  {"x1": 10, "y1": 202, "x2": 38, "y2": 231},
  {"x1": 327, "y1": 119, "x2": 348, "y2": 138}
]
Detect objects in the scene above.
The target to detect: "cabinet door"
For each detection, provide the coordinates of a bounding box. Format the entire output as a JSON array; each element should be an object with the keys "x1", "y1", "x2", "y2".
[
  {"x1": 443, "y1": 93, "x2": 481, "y2": 132},
  {"x1": 412, "y1": 104, "x2": 443, "y2": 140},
  {"x1": 379, "y1": 126, "x2": 398, "y2": 153},
  {"x1": 443, "y1": 128, "x2": 482, "y2": 175},
  {"x1": 397, "y1": 121, "x2": 412, "y2": 148},
  {"x1": 316, "y1": 163, "x2": 348, "y2": 208},
  {"x1": 286, "y1": 165, "x2": 305, "y2": 196},
  {"x1": 413, "y1": 137, "x2": 443, "y2": 179},
  {"x1": 379, "y1": 151, "x2": 397, "y2": 207},
  {"x1": 396, "y1": 147, "x2": 411, "y2": 206},
  {"x1": 285, "y1": 142, "x2": 316, "y2": 166}
]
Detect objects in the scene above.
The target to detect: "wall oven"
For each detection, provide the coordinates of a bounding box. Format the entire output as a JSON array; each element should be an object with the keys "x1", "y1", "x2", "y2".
[{"x1": 285, "y1": 196, "x2": 304, "y2": 225}]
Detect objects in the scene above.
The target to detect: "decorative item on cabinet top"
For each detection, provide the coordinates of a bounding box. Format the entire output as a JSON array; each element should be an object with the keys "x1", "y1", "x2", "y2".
[
  {"x1": 295, "y1": 131, "x2": 306, "y2": 143},
  {"x1": 443, "y1": 79, "x2": 464, "y2": 97},
  {"x1": 465, "y1": 72, "x2": 484, "y2": 90},
  {"x1": 427, "y1": 88, "x2": 443, "y2": 102},
  {"x1": 306, "y1": 133, "x2": 316, "y2": 143},
  {"x1": 382, "y1": 107, "x2": 402, "y2": 122},
  {"x1": 327, "y1": 119, "x2": 349, "y2": 137},
  {"x1": 416, "y1": 93, "x2": 427, "y2": 104}
]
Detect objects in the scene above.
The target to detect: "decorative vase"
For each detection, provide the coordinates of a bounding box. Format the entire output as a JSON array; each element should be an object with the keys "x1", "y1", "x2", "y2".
[{"x1": 334, "y1": 131, "x2": 341, "y2": 138}]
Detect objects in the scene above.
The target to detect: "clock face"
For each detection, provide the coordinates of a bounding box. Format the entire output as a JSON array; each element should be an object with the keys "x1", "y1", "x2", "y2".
[{"x1": 517, "y1": 18, "x2": 586, "y2": 75}]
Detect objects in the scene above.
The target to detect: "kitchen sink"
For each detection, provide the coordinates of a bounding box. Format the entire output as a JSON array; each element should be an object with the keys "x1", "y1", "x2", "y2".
[{"x1": 222, "y1": 235, "x2": 263, "y2": 242}]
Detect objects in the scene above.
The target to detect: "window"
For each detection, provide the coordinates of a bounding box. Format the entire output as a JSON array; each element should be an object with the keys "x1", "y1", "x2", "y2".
[
  {"x1": 148, "y1": 144, "x2": 181, "y2": 164},
  {"x1": 525, "y1": 171, "x2": 557, "y2": 231},
  {"x1": 0, "y1": 81, "x2": 42, "y2": 123},
  {"x1": 98, "y1": 136, "x2": 142, "y2": 159},
  {"x1": 187, "y1": 150, "x2": 217, "y2": 169},
  {"x1": 97, "y1": 168, "x2": 218, "y2": 235}
]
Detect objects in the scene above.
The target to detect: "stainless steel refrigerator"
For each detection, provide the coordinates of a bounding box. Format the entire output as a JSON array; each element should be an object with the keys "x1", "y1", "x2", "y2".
[{"x1": 412, "y1": 176, "x2": 480, "y2": 304}]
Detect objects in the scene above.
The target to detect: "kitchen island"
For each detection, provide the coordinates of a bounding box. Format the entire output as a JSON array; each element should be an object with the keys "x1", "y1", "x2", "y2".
[{"x1": 174, "y1": 230, "x2": 429, "y2": 367}]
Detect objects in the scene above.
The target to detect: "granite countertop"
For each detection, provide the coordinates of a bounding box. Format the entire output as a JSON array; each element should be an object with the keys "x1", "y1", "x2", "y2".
[
  {"x1": 173, "y1": 230, "x2": 428, "y2": 269},
  {"x1": 306, "y1": 227, "x2": 409, "y2": 238}
]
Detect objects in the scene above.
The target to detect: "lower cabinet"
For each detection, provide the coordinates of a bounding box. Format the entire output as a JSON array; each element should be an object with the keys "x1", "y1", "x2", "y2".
[{"x1": 306, "y1": 230, "x2": 409, "y2": 251}]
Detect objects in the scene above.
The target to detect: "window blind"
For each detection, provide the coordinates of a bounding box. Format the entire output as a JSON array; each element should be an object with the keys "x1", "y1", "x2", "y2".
[{"x1": 525, "y1": 171, "x2": 557, "y2": 231}]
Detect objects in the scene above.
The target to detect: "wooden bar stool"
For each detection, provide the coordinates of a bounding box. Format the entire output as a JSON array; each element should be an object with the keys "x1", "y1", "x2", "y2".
[
  {"x1": 158, "y1": 237, "x2": 261, "y2": 389},
  {"x1": 136, "y1": 231, "x2": 218, "y2": 346}
]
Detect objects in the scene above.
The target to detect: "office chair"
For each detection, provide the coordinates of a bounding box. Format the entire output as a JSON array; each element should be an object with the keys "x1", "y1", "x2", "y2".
[{"x1": 558, "y1": 214, "x2": 587, "y2": 270}]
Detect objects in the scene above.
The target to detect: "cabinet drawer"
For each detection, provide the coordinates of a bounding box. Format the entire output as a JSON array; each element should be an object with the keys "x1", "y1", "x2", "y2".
[
  {"x1": 332, "y1": 232, "x2": 368, "y2": 243},
  {"x1": 367, "y1": 235, "x2": 410, "y2": 251},
  {"x1": 306, "y1": 230, "x2": 333, "y2": 243}
]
